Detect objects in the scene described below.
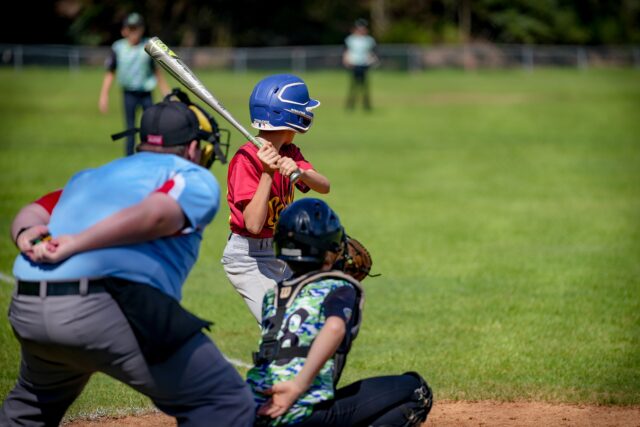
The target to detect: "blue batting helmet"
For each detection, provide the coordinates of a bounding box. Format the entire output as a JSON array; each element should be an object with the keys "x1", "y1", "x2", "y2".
[{"x1": 249, "y1": 74, "x2": 320, "y2": 133}]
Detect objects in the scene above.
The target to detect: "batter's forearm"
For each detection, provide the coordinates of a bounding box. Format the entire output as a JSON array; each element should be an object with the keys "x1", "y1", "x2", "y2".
[
  {"x1": 243, "y1": 173, "x2": 274, "y2": 234},
  {"x1": 300, "y1": 169, "x2": 330, "y2": 194}
]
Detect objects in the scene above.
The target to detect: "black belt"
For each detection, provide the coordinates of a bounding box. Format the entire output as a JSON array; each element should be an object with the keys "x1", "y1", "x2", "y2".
[{"x1": 17, "y1": 279, "x2": 109, "y2": 297}]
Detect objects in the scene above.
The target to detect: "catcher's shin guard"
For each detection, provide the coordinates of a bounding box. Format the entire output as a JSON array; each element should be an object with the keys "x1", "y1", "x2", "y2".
[{"x1": 400, "y1": 372, "x2": 433, "y2": 427}]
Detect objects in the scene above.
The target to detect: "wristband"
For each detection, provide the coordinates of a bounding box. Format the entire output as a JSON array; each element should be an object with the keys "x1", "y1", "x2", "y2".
[{"x1": 14, "y1": 226, "x2": 31, "y2": 247}]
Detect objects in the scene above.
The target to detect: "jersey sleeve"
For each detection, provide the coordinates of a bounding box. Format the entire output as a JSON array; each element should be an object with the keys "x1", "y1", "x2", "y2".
[
  {"x1": 155, "y1": 168, "x2": 220, "y2": 232},
  {"x1": 288, "y1": 144, "x2": 313, "y2": 171},
  {"x1": 105, "y1": 49, "x2": 117, "y2": 72},
  {"x1": 228, "y1": 149, "x2": 262, "y2": 209},
  {"x1": 322, "y1": 285, "x2": 357, "y2": 324},
  {"x1": 344, "y1": 35, "x2": 352, "y2": 49},
  {"x1": 34, "y1": 189, "x2": 63, "y2": 214}
]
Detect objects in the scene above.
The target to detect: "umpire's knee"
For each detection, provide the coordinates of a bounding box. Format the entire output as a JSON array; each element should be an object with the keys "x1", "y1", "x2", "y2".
[
  {"x1": 150, "y1": 334, "x2": 256, "y2": 426},
  {"x1": 171, "y1": 385, "x2": 255, "y2": 427}
]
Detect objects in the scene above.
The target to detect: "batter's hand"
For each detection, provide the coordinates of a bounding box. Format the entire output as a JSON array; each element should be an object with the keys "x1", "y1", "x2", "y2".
[
  {"x1": 257, "y1": 380, "x2": 305, "y2": 419},
  {"x1": 15, "y1": 225, "x2": 49, "y2": 258},
  {"x1": 276, "y1": 157, "x2": 299, "y2": 178},
  {"x1": 257, "y1": 143, "x2": 281, "y2": 175}
]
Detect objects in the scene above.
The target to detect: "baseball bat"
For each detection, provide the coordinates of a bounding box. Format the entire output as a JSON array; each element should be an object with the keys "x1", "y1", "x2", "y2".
[{"x1": 144, "y1": 37, "x2": 301, "y2": 183}]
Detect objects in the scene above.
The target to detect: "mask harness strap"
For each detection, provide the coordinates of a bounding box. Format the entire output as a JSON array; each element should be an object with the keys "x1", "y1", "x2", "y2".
[
  {"x1": 111, "y1": 128, "x2": 139, "y2": 141},
  {"x1": 252, "y1": 282, "x2": 299, "y2": 365},
  {"x1": 212, "y1": 141, "x2": 228, "y2": 164}
]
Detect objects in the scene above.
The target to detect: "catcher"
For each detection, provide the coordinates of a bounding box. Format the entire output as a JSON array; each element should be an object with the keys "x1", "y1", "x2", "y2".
[{"x1": 247, "y1": 198, "x2": 432, "y2": 426}]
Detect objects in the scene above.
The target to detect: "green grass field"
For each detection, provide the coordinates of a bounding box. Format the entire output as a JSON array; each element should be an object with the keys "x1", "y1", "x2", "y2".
[{"x1": 0, "y1": 67, "x2": 639, "y2": 419}]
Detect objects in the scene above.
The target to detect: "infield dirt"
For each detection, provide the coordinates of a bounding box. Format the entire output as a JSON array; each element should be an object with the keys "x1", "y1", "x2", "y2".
[{"x1": 63, "y1": 401, "x2": 640, "y2": 426}]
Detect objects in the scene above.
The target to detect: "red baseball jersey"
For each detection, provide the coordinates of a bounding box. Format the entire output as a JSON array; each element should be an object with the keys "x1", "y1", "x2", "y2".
[{"x1": 227, "y1": 142, "x2": 313, "y2": 238}]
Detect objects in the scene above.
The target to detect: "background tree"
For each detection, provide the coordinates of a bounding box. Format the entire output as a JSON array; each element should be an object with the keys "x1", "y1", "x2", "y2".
[{"x1": 1, "y1": 0, "x2": 638, "y2": 46}]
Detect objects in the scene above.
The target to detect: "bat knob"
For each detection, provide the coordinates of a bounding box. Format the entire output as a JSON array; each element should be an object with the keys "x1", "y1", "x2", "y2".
[{"x1": 290, "y1": 169, "x2": 302, "y2": 184}]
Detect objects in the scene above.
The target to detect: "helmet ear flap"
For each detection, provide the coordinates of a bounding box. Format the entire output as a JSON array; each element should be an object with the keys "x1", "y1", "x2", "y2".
[
  {"x1": 200, "y1": 143, "x2": 216, "y2": 169},
  {"x1": 186, "y1": 105, "x2": 229, "y2": 168}
]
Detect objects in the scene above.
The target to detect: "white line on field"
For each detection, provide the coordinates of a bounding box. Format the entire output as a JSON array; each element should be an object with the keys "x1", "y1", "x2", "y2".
[
  {"x1": 224, "y1": 356, "x2": 253, "y2": 368},
  {"x1": 0, "y1": 271, "x2": 252, "y2": 369},
  {"x1": 0, "y1": 272, "x2": 15, "y2": 284}
]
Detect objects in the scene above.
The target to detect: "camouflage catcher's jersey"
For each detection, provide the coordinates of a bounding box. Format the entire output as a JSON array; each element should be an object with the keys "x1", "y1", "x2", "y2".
[{"x1": 246, "y1": 271, "x2": 364, "y2": 426}]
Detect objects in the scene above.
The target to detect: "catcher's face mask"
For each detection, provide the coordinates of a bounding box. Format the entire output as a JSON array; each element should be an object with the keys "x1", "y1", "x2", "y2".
[
  {"x1": 187, "y1": 103, "x2": 229, "y2": 169},
  {"x1": 169, "y1": 89, "x2": 229, "y2": 169}
]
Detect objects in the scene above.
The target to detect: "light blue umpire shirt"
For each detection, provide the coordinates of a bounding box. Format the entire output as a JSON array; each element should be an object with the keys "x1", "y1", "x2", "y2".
[{"x1": 13, "y1": 152, "x2": 220, "y2": 301}]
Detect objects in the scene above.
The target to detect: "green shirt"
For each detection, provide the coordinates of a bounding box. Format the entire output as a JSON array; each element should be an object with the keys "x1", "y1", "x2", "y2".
[{"x1": 108, "y1": 38, "x2": 157, "y2": 92}]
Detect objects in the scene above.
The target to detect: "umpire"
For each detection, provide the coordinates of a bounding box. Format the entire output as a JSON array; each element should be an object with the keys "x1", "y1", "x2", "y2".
[{"x1": 0, "y1": 94, "x2": 255, "y2": 426}]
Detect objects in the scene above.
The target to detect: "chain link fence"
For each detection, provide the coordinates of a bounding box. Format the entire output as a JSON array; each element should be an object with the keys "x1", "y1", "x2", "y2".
[{"x1": 1, "y1": 43, "x2": 639, "y2": 72}]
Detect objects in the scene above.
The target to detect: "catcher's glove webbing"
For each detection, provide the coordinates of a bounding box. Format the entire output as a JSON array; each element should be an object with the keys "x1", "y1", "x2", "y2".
[{"x1": 341, "y1": 237, "x2": 375, "y2": 282}]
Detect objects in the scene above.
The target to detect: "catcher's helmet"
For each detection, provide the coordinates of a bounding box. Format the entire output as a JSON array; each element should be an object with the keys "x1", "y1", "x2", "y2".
[
  {"x1": 274, "y1": 198, "x2": 344, "y2": 268},
  {"x1": 249, "y1": 74, "x2": 320, "y2": 133}
]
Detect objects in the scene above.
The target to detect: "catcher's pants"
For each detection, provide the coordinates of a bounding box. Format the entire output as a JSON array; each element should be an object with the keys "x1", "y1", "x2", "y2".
[
  {"x1": 0, "y1": 291, "x2": 255, "y2": 427},
  {"x1": 221, "y1": 233, "x2": 292, "y2": 322},
  {"x1": 278, "y1": 374, "x2": 431, "y2": 426}
]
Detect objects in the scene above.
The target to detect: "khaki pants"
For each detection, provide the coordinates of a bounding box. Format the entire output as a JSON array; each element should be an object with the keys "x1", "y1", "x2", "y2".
[{"x1": 222, "y1": 233, "x2": 292, "y2": 322}]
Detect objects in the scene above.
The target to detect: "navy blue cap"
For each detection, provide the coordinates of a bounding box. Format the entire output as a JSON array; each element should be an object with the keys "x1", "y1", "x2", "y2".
[{"x1": 140, "y1": 101, "x2": 199, "y2": 147}]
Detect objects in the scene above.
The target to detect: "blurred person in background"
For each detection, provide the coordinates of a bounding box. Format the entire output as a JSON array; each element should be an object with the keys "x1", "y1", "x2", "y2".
[
  {"x1": 342, "y1": 18, "x2": 378, "y2": 111},
  {"x1": 99, "y1": 12, "x2": 170, "y2": 156}
]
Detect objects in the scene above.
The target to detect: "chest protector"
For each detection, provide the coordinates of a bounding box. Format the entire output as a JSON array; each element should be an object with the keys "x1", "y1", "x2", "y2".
[{"x1": 253, "y1": 270, "x2": 365, "y2": 385}]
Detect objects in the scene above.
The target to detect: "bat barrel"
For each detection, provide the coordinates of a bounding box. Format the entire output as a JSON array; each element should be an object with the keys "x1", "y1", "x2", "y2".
[{"x1": 145, "y1": 37, "x2": 307, "y2": 183}]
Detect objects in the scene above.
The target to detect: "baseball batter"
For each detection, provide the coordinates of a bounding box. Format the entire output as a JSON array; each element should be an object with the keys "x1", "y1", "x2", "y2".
[
  {"x1": 222, "y1": 74, "x2": 330, "y2": 322},
  {"x1": 1, "y1": 95, "x2": 254, "y2": 426}
]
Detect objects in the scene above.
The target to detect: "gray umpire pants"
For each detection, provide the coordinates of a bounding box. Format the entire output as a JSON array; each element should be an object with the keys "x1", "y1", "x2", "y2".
[
  {"x1": 221, "y1": 234, "x2": 292, "y2": 322},
  {"x1": 0, "y1": 292, "x2": 255, "y2": 427}
]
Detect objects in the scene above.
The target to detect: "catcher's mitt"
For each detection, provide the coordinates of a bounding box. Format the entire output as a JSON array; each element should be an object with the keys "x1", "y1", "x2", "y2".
[{"x1": 341, "y1": 237, "x2": 373, "y2": 282}]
